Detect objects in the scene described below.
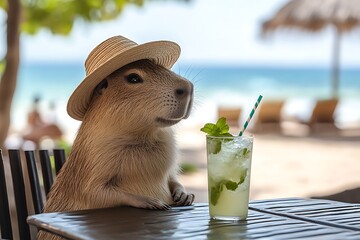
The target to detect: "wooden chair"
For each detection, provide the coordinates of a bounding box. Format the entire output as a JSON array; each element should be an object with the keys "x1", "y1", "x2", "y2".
[
  {"x1": 308, "y1": 99, "x2": 338, "y2": 127},
  {"x1": 293, "y1": 98, "x2": 338, "y2": 134},
  {"x1": 217, "y1": 107, "x2": 242, "y2": 128},
  {"x1": 251, "y1": 100, "x2": 285, "y2": 133},
  {"x1": 0, "y1": 149, "x2": 66, "y2": 240},
  {"x1": 0, "y1": 151, "x2": 12, "y2": 239}
]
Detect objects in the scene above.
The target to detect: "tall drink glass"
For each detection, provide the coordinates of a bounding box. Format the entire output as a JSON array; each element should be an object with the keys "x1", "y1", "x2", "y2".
[{"x1": 206, "y1": 135, "x2": 253, "y2": 220}]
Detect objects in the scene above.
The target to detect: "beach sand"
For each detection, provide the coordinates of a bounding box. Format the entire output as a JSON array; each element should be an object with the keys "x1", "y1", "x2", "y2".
[{"x1": 177, "y1": 125, "x2": 360, "y2": 203}]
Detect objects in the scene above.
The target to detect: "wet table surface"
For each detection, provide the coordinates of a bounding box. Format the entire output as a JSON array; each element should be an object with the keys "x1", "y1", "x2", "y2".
[{"x1": 27, "y1": 198, "x2": 360, "y2": 239}]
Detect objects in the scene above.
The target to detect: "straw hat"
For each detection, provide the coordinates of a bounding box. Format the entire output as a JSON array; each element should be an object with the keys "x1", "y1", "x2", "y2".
[{"x1": 67, "y1": 35, "x2": 181, "y2": 121}]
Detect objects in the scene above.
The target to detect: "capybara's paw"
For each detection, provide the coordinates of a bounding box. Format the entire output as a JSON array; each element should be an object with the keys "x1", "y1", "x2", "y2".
[
  {"x1": 141, "y1": 197, "x2": 171, "y2": 210},
  {"x1": 172, "y1": 189, "x2": 195, "y2": 206},
  {"x1": 125, "y1": 193, "x2": 170, "y2": 210}
]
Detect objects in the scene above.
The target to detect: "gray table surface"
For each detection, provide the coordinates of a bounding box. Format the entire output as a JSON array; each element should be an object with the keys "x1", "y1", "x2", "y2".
[{"x1": 27, "y1": 198, "x2": 360, "y2": 239}]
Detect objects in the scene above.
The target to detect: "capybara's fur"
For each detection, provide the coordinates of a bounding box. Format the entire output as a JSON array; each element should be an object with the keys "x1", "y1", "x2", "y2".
[{"x1": 38, "y1": 60, "x2": 194, "y2": 239}]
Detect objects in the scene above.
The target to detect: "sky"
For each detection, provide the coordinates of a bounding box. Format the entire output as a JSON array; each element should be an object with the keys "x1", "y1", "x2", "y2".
[{"x1": 1, "y1": 0, "x2": 360, "y2": 67}]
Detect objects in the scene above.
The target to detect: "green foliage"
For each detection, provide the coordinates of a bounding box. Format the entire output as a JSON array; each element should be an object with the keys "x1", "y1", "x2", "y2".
[
  {"x1": 0, "y1": 59, "x2": 5, "y2": 74},
  {"x1": 0, "y1": 0, "x2": 190, "y2": 35},
  {"x1": 0, "y1": 0, "x2": 145, "y2": 35},
  {"x1": 0, "y1": 0, "x2": 6, "y2": 9},
  {"x1": 57, "y1": 138, "x2": 72, "y2": 157},
  {"x1": 180, "y1": 162, "x2": 197, "y2": 174}
]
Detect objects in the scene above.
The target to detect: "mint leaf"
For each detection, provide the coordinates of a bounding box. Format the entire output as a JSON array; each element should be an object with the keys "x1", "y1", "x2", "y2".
[
  {"x1": 225, "y1": 180, "x2": 238, "y2": 191},
  {"x1": 236, "y1": 148, "x2": 251, "y2": 158},
  {"x1": 201, "y1": 118, "x2": 233, "y2": 154},
  {"x1": 210, "y1": 171, "x2": 248, "y2": 206},
  {"x1": 221, "y1": 133, "x2": 233, "y2": 137},
  {"x1": 241, "y1": 148, "x2": 251, "y2": 158},
  {"x1": 210, "y1": 180, "x2": 225, "y2": 205},
  {"x1": 200, "y1": 123, "x2": 217, "y2": 135},
  {"x1": 238, "y1": 170, "x2": 247, "y2": 185},
  {"x1": 208, "y1": 139, "x2": 222, "y2": 154},
  {"x1": 210, "y1": 187, "x2": 220, "y2": 205},
  {"x1": 200, "y1": 117, "x2": 233, "y2": 137},
  {"x1": 216, "y1": 117, "x2": 230, "y2": 134},
  {"x1": 211, "y1": 179, "x2": 235, "y2": 205}
]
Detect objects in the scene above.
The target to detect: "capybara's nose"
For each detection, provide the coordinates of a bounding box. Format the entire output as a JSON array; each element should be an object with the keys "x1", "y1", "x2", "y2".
[{"x1": 175, "y1": 88, "x2": 188, "y2": 99}]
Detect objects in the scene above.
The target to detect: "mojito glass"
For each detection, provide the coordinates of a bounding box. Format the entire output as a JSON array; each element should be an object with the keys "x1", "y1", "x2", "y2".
[{"x1": 206, "y1": 135, "x2": 253, "y2": 220}]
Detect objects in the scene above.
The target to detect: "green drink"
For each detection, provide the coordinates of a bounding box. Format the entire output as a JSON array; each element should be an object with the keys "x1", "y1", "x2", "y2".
[{"x1": 206, "y1": 135, "x2": 253, "y2": 220}]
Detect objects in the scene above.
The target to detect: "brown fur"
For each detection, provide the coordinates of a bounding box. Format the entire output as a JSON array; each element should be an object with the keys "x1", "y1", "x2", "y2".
[{"x1": 38, "y1": 60, "x2": 194, "y2": 239}]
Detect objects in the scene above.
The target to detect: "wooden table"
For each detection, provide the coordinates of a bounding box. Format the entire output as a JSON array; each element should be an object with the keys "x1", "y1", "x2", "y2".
[{"x1": 27, "y1": 198, "x2": 360, "y2": 239}]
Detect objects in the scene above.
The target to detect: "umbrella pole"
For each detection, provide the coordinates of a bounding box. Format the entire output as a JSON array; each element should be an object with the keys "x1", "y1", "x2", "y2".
[{"x1": 331, "y1": 29, "x2": 341, "y2": 99}]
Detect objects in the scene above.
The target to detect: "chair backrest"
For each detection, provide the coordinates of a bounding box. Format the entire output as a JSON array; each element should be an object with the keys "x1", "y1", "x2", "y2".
[
  {"x1": 257, "y1": 100, "x2": 284, "y2": 123},
  {"x1": 25, "y1": 151, "x2": 44, "y2": 215},
  {"x1": 0, "y1": 150, "x2": 13, "y2": 239},
  {"x1": 217, "y1": 107, "x2": 242, "y2": 128},
  {"x1": 309, "y1": 99, "x2": 338, "y2": 124},
  {"x1": 0, "y1": 149, "x2": 66, "y2": 240}
]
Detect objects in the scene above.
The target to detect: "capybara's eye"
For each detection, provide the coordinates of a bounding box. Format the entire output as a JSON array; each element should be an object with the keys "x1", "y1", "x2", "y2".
[{"x1": 126, "y1": 73, "x2": 143, "y2": 84}]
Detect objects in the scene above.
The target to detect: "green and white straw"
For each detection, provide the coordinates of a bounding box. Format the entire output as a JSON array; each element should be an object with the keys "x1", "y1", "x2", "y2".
[{"x1": 239, "y1": 95, "x2": 263, "y2": 136}]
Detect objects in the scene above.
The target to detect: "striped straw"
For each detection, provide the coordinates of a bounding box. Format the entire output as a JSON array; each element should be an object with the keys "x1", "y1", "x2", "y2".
[{"x1": 239, "y1": 95, "x2": 263, "y2": 136}]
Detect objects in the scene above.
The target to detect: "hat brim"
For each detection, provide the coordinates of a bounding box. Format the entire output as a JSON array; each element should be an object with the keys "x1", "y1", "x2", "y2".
[{"x1": 67, "y1": 40, "x2": 181, "y2": 121}]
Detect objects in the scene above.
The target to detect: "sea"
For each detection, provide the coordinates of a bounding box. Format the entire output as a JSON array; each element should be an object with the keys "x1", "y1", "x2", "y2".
[{"x1": 10, "y1": 62, "x2": 360, "y2": 138}]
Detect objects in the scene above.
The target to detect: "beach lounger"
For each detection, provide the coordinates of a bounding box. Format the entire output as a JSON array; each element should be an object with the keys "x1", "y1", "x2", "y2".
[
  {"x1": 251, "y1": 100, "x2": 285, "y2": 133},
  {"x1": 217, "y1": 107, "x2": 242, "y2": 128},
  {"x1": 308, "y1": 99, "x2": 338, "y2": 125},
  {"x1": 305, "y1": 99, "x2": 339, "y2": 133},
  {"x1": 285, "y1": 98, "x2": 339, "y2": 135}
]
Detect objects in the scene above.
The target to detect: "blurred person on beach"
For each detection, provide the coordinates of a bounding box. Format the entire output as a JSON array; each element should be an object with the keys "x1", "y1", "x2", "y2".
[
  {"x1": 26, "y1": 96, "x2": 43, "y2": 128},
  {"x1": 22, "y1": 96, "x2": 63, "y2": 147}
]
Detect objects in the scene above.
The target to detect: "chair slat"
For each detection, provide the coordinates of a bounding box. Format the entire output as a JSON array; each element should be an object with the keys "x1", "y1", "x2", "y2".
[
  {"x1": 39, "y1": 150, "x2": 53, "y2": 196},
  {"x1": 8, "y1": 149, "x2": 31, "y2": 240},
  {"x1": 53, "y1": 149, "x2": 66, "y2": 175},
  {"x1": 25, "y1": 151, "x2": 44, "y2": 214},
  {"x1": 0, "y1": 150, "x2": 13, "y2": 239}
]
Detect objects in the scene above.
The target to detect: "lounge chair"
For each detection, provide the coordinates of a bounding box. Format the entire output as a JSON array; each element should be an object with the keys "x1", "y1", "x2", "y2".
[
  {"x1": 251, "y1": 100, "x2": 285, "y2": 133},
  {"x1": 308, "y1": 99, "x2": 338, "y2": 125},
  {"x1": 305, "y1": 98, "x2": 339, "y2": 133},
  {"x1": 217, "y1": 107, "x2": 242, "y2": 128}
]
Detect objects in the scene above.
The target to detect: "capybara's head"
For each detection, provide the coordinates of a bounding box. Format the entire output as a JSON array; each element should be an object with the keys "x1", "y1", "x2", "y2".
[{"x1": 85, "y1": 59, "x2": 193, "y2": 129}]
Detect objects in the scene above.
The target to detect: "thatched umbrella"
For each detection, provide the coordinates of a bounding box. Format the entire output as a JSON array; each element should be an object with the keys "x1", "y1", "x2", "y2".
[{"x1": 262, "y1": 0, "x2": 360, "y2": 98}]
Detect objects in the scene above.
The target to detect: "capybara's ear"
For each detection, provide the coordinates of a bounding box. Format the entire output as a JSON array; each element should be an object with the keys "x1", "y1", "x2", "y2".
[{"x1": 94, "y1": 79, "x2": 108, "y2": 96}]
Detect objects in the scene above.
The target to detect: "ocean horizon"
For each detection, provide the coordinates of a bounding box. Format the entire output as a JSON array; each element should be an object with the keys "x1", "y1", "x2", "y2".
[{"x1": 10, "y1": 62, "x2": 360, "y2": 137}]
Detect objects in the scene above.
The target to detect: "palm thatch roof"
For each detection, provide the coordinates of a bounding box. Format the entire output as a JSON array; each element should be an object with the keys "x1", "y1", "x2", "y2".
[
  {"x1": 261, "y1": 0, "x2": 360, "y2": 98},
  {"x1": 262, "y1": 0, "x2": 360, "y2": 34}
]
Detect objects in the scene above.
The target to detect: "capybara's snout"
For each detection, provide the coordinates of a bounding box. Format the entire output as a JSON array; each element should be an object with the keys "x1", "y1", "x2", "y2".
[
  {"x1": 176, "y1": 80, "x2": 193, "y2": 119},
  {"x1": 162, "y1": 77, "x2": 193, "y2": 121}
]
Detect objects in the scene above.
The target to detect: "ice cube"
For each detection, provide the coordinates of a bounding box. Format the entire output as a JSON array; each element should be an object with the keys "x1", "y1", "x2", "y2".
[{"x1": 207, "y1": 137, "x2": 252, "y2": 182}]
